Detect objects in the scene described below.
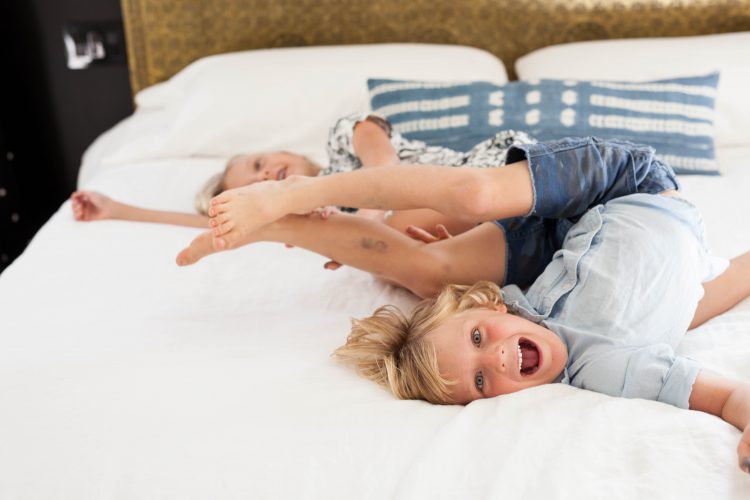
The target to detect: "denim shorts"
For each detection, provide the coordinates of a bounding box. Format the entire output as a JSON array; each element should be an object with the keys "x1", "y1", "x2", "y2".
[{"x1": 494, "y1": 137, "x2": 680, "y2": 288}]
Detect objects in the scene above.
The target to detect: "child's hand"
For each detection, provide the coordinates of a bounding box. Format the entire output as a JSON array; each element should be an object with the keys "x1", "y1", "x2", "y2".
[
  {"x1": 739, "y1": 424, "x2": 750, "y2": 474},
  {"x1": 313, "y1": 205, "x2": 339, "y2": 219},
  {"x1": 70, "y1": 191, "x2": 118, "y2": 221},
  {"x1": 405, "y1": 224, "x2": 453, "y2": 244}
]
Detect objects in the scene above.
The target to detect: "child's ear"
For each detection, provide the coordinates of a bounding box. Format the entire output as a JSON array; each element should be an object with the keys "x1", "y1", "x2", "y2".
[{"x1": 488, "y1": 303, "x2": 507, "y2": 314}]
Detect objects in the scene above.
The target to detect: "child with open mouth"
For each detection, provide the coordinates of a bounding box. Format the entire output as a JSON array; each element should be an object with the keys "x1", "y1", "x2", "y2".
[{"x1": 176, "y1": 136, "x2": 750, "y2": 474}]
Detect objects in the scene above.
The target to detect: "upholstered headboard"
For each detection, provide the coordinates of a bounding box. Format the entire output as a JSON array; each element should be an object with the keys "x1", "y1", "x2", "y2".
[{"x1": 121, "y1": 0, "x2": 750, "y2": 95}]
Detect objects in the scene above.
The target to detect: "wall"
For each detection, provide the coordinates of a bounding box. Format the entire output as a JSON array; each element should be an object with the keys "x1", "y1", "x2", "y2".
[
  {"x1": 0, "y1": 0, "x2": 132, "y2": 265},
  {"x1": 29, "y1": 0, "x2": 133, "y2": 192}
]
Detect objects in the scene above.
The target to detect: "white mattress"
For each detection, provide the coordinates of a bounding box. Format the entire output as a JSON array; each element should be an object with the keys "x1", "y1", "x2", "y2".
[{"x1": 0, "y1": 146, "x2": 748, "y2": 498}]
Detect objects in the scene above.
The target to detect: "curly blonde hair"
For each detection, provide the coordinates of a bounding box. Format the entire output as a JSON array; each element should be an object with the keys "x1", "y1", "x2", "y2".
[{"x1": 333, "y1": 281, "x2": 507, "y2": 405}]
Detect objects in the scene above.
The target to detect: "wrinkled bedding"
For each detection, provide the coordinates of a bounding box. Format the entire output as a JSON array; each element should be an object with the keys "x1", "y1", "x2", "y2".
[{"x1": 0, "y1": 143, "x2": 748, "y2": 498}]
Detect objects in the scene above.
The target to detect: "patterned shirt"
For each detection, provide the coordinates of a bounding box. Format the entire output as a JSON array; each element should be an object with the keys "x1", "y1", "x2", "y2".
[{"x1": 321, "y1": 112, "x2": 537, "y2": 176}]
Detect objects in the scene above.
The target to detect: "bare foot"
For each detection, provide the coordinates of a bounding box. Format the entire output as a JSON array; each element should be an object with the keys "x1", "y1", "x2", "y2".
[
  {"x1": 207, "y1": 175, "x2": 313, "y2": 250},
  {"x1": 175, "y1": 231, "x2": 219, "y2": 266},
  {"x1": 176, "y1": 217, "x2": 277, "y2": 266}
]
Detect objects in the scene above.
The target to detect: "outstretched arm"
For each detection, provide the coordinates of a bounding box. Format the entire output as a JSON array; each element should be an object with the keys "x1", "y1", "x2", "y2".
[
  {"x1": 72, "y1": 191, "x2": 208, "y2": 228},
  {"x1": 689, "y1": 371, "x2": 750, "y2": 473},
  {"x1": 689, "y1": 251, "x2": 750, "y2": 329}
]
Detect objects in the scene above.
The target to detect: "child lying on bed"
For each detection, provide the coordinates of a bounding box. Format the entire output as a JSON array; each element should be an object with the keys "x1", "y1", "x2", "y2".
[
  {"x1": 175, "y1": 136, "x2": 750, "y2": 473},
  {"x1": 71, "y1": 113, "x2": 535, "y2": 240}
]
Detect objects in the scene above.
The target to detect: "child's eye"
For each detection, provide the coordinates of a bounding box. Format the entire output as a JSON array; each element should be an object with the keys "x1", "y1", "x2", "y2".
[
  {"x1": 475, "y1": 372, "x2": 484, "y2": 392},
  {"x1": 472, "y1": 328, "x2": 481, "y2": 347},
  {"x1": 254, "y1": 159, "x2": 261, "y2": 171}
]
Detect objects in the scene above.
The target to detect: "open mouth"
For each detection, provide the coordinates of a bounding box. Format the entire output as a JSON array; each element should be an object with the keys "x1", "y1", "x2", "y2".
[
  {"x1": 276, "y1": 166, "x2": 287, "y2": 181},
  {"x1": 517, "y1": 337, "x2": 541, "y2": 376}
]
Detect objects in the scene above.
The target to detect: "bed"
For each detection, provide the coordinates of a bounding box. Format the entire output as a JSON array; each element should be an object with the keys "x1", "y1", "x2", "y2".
[{"x1": 2, "y1": 1, "x2": 750, "y2": 498}]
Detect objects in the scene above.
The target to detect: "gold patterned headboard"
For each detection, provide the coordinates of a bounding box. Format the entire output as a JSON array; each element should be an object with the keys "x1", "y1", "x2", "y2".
[{"x1": 121, "y1": 0, "x2": 750, "y2": 95}]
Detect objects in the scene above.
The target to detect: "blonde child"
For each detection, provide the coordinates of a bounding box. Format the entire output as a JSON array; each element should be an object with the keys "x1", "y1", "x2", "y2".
[
  {"x1": 73, "y1": 114, "x2": 534, "y2": 239},
  {"x1": 176, "y1": 136, "x2": 750, "y2": 473}
]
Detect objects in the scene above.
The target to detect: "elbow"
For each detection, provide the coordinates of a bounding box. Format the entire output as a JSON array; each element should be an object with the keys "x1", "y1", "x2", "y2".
[
  {"x1": 409, "y1": 279, "x2": 443, "y2": 300},
  {"x1": 453, "y1": 175, "x2": 495, "y2": 222}
]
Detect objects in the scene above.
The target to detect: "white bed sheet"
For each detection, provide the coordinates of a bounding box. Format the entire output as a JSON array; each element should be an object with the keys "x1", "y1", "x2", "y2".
[{"x1": 1, "y1": 144, "x2": 749, "y2": 498}]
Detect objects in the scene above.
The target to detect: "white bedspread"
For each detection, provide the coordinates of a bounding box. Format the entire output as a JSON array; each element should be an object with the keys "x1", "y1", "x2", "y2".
[{"x1": 1, "y1": 148, "x2": 749, "y2": 499}]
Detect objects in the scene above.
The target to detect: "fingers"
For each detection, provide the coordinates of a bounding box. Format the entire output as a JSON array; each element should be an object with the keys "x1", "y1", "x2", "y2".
[
  {"x1": 308, "y1": 206, "x2": 338, "y2": 219},
  {"x1": 72, "y1": 202, "x2": 83, "y2": 220},
  {"x1": 324, "y1": 261, "x2": 342, "y2": 271},
  {"x1": 71, "y1": 193, "x2": 89, "y2": 221},
  {"x1": 435, "y1": 224, "x2": 453, "y2": 239},
  {"x1": 738, "y1": 439, "x2": 750, "y2": 474},
  {"x1": 319, "y1": 206, "x2": 339, "y2": 219},
  {"x1": 405, "y1": 225, "x2": 439, "y2": 243},
  {"x1": 404, "y1": 224, "x2": 455, "y2": 244},
  {"x1": 71, "y1": 190, "x2": 91, "y2": 200}
]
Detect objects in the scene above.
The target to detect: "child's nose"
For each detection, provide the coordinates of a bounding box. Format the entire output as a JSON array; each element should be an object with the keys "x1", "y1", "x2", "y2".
[{"x1": 487, "y1": 345, "x2": 508, "y2": 373}]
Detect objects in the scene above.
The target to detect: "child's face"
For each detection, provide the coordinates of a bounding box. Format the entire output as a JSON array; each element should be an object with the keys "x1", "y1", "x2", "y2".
[
  {"x1": 223, "y1": 152, "x2": 314, "y2": 189},
  {"x1": 427, "y1": 306, "x2": 568, "y2": 404}
]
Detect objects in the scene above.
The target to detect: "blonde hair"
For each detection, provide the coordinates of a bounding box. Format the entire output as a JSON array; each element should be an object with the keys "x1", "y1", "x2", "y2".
[
  {"x1": 194, "y1": 155, "x2": 245, "y2": 215},
  {"x1": 333, "y1": 281, "x2": 507, "y2": 405}
]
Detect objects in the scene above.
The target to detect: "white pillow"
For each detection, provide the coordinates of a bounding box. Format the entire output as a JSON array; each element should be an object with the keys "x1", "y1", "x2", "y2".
[
  {"x1": 515, "y1": 31, "x2": 750, "y2": 148},
  {"x1": 103, "y1": 44, "x2": 507, "y2": 166}
]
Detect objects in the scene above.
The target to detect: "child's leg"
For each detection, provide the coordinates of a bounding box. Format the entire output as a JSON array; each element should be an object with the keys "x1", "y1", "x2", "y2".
[
  {"x1": 177, "y1": 212, "x2": 506, "y2": 298},
  {"x1": 204, "y1": 160, "x2": 534, "y2": 253},
  {"x1": 505, "y1": 137, "x2": 680, "y2": 219},
  {"x1": 204, "y1": 137, "x2": 678, "y2": 255},
  {"x1": 689, "y1": 251, "x2": 750, "y2": 329}
]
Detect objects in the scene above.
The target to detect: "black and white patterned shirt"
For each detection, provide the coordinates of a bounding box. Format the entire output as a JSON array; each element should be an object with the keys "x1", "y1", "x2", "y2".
[{"x1": 322, "y1": 112, "x2": 537, "y2": 177}]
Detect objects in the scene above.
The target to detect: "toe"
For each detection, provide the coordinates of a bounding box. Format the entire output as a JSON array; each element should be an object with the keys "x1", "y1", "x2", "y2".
[
  {"x1": 217, "y1": 219, "x2": 235, "y2": 235},
  {"x1": 213, "y1": 212, "x2": 230, "y2": 226},
  {"x1": 175, "y1": 231, "x2": 218, "y2": 266},
  {"x1": 211, "y1": 192, "x2": 232, "y2": 205},
  {"x1": 213, "y1": 201, "x2": 230, "y2": 214}
]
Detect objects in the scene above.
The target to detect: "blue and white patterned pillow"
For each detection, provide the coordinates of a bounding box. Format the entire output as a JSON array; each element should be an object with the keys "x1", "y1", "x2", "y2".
[{"x1": 367, "y1": 73, "x2": 720, "y2": 175}]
